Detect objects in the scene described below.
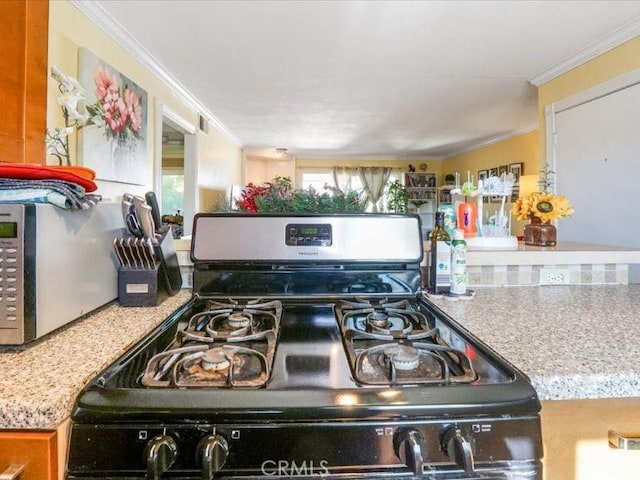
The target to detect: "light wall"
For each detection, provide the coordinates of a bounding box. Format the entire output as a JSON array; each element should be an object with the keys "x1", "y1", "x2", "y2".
[
  {"x1": 537, "y1": 36, "x2": 640, "y2": 164},
  {"x1": 441, "y1": 130, "x2": 539, "y2": 181},
  {"x1": 245, "y1": 155, "x2": 296, "y2": 186},
  {"x1": 47, "y1": 1, "x2": 241, "y2": 203}
]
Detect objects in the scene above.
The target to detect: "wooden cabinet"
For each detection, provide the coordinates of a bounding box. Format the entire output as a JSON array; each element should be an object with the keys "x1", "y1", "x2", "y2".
[
  {"x1": 541, "y1": 398, "x2": 640, "y2": 479},
  {"x1": 0, "y1": 0, "x2": 48, "y2": 165},
  {"x1": 0, "y1": 430, "x2": 57, "y2": 480}
]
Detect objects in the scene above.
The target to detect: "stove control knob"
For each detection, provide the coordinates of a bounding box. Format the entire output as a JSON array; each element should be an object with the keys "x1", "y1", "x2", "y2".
[
  {"x1": 198, "y1": 434, "x2": 229, "y2": 479},
  {"x1": 145, "y1": 435, "x2": 178, "y2": 480},
  {"x1": 441, "y1": 426, "x2": 475, "y2": 474},
  {"x1": 393, "y1": 428, "x2": 425, "y2": 476}
]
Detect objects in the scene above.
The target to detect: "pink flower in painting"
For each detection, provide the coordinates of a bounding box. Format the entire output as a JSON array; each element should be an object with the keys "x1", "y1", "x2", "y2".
[
  {"x1": 84, "y1": 60, "x2": 145, "y2": 147},
  {"x1": 93, "y1": 64, "x2": 119, "y2": 102},
  {"x1": 124, "y1": 88, "x2": 143, "y2": 132},
  {"x1": 102, "y1": 92, "x2": 129, "y2": 133}
]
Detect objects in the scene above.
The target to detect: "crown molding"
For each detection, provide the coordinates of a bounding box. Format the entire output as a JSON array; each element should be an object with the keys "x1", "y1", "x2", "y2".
[
  {"x1": 443, "y1": 124, "x2": 538, "y2": 159},
  {"x1": 70, "y1": 0, "x2": 242, "y2": 146},
  {"x1": 529, "y1": 16, "x2": 640, "y2": 87}
]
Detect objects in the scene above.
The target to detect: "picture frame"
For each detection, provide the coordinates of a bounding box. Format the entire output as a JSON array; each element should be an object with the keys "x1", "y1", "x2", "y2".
[
  {"x1": 477, "y1": 169, "x2": 488, "y2": 182},
  {"x1": 510, "y1": 186, "x2": 520, "y2": 203},
  {"x1": 488, "y1": 167, "x2": 498, "y2": 178},
  {"x1": 498, "y1": 164, "x2": 508, "y2": 176},
  {"x1": 509, "y1": 162, "x2": 524, "y2": 184},
  {"x1": 78, "y1": 48, "x2": 149, "y2": 185}
]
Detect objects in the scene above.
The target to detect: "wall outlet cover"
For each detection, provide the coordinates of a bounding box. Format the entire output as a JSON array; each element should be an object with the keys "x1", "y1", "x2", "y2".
[{"x1": 539, "y1": 268, "x2": 571, "y2": 285}]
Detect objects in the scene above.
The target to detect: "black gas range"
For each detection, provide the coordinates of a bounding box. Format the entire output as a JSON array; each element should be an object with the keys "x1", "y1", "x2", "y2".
[{"x1": 66, "y1": 214, "x2": 542, "y2": 480}]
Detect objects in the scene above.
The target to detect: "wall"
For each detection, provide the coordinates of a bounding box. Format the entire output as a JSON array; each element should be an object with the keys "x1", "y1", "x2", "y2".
[
  {"x1": 245, "y1": 155, "x2": 296, "y2": 186},
  {"x1": 47, "y1": 1, "x2": 241, "y2": 203},
  {"x1": 537, "y1": 36, "x2": 640, "y2": 165},
  {"x1": 441, "y1": 129, "x2": 539, "y2": 181},
  {"x1": 197, "y1": 128, "x2": 242, "y2": 212}
]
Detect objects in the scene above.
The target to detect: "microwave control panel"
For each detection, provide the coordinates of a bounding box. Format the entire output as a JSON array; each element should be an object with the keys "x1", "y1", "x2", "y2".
[{"x1": 0, "y1": 203, "x2": 28, "y2": 344}]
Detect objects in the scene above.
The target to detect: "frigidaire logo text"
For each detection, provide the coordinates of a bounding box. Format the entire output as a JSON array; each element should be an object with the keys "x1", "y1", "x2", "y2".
[
  {"x1": 261, "y1": 459, "x2": 329, "y2": 476},
  {"x1": 297, "y1": 251, "x2": 319, "y2": 256}
]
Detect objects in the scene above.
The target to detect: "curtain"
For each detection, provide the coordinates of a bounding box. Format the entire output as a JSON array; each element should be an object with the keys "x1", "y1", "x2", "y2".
[
  {"x1": 332, "y1": 166, "x2": 357, "y2": 193},
  {"x1": 358, "y1": 167, "x2": 392, "y2": 212}
]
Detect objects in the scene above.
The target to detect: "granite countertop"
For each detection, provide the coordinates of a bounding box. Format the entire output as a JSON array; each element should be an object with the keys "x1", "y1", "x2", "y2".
[
  {"x1": 2, "y1": 285, "x2": 639, "y2": 430},
  {"x1": 0, "y1": 290, "x2": 191, "y2": 430},
  {"x1": 426, "y1": 284, "x2": 640, "y2": 401}
]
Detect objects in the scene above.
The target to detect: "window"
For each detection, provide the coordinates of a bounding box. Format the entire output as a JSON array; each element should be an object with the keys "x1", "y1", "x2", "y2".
[
  {"x1": 298, "y1": 168, "x2": 402, "y2": 212},
  {"x1": 162, "y1": 169, "x2": 184, "y2": 216}
]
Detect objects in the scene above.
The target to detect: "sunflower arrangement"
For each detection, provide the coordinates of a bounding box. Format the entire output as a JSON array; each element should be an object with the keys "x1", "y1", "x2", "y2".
[{"x1": 512, "y1": 192, "x2": 574, "y2": 223}]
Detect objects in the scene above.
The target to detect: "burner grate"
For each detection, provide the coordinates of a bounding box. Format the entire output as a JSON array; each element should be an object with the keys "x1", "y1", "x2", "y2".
[
  {"x1": 140, "y1": 299, "x2": 281, "y2": 388},
  {"x1": 336, "y1": 297, "x2": 477, "y2": 386}
]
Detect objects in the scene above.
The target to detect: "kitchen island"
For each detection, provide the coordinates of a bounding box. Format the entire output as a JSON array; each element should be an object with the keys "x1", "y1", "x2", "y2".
[
  {"x1": 1, "y1": 285, "x2": 639, "y2": 479},
  {"x1": 423, "y1": 241, "x2": 640, "y2": 287}
]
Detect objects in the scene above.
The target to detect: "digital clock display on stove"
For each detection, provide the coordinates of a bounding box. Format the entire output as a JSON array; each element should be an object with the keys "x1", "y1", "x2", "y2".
[{"x1": 285, "y1": 223, "x2": 332, "y2": 246}]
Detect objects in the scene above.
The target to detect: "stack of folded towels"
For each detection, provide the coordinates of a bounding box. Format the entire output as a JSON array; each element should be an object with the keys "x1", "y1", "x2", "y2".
[{"x1": 0, "y1": 163, "x2": 101, "y2": 209}]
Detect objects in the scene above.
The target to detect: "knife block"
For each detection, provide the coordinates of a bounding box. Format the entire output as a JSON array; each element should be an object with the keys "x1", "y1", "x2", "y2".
[
  {"x1": 116, "y1": 227, "x2": 182, "y2": 307},
  {"x1": 118, "y1": 266, "x2": 161, "y2": 307}
]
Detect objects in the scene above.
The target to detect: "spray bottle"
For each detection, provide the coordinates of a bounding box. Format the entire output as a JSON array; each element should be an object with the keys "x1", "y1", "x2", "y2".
[{"x1": 450, "y1": 229, "x2": 467, "y2": 296}]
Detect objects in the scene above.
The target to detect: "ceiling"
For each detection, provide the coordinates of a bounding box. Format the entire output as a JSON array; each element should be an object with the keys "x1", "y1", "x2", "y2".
[{"x1": 91, "y1": 1, "x2": 640, "y2": 159}]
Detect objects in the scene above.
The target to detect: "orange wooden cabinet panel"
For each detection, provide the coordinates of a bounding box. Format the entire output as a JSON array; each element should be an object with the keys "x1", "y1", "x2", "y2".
[
  {"x1": 0, "y1": 0, "x2": 48, "y2": 165},
  {"x1": 0, "y1": 430, "x2": 58, "y2": 480}
]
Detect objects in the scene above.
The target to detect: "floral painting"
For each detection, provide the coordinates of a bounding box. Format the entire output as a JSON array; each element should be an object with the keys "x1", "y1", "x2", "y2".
[{"x1": 78, "y1": 48, "x2": 149, "y2": 185}]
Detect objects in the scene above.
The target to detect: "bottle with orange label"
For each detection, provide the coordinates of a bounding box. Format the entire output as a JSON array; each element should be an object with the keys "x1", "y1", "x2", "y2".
[{"x1": 456, "y1": 202, "x2": 478, "y2": 238}]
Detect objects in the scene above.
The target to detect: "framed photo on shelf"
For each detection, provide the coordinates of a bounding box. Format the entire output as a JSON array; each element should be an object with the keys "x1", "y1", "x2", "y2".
[
  {"x1": 510, "y1": 186, "x2": 520, "y2": 203},
  {"x1": 509, "y1": 162, "x2": 524, "y2": 183},
  {"x1": 477, "y1": 169, "x2": 488, "y2": 182},
  {"x1": 498, "y1": 164, "x2": 508, "y2": 176},
  {"x1": 488, "y1": 167, "x2": 498, "y2": 178}
]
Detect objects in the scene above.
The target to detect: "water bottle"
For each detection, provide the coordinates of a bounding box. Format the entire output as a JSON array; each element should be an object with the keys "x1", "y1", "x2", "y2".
[{"x1": 450, "y1": 229, "x2": 467, "y2": 295}]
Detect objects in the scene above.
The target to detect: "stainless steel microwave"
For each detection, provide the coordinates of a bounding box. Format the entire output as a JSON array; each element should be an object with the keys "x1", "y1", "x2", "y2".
[{"x1": 0, "y1": 202, "x2": 124, "y2": 345}]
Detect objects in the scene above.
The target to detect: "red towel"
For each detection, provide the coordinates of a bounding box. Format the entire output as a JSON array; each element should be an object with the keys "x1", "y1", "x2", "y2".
[{"x1": 0, "y1": 163, "x2": 98, "y2": 192}]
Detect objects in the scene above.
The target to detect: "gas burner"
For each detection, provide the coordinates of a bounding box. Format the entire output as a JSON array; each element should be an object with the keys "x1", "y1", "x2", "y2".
[
  {"x1": 227, "y1": 312, "x2": 252, "y2": 328},
  {"x1": 140, "y1": 299, "x2": 281, "y2": 388},
  {"x1": 382, "y1": 345, "x2": 420, "y2": 371},
  {"x1": 366, "y1": 312, "x2": 391, "y2": 331},
  {"x1": 201, "y1": 347, "x2": 231, "y2": 371}
]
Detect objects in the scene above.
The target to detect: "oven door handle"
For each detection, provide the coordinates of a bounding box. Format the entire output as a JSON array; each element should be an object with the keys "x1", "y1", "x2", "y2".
[{"x1": 609, "y1": 430, "x2": 640, "y2": 450}]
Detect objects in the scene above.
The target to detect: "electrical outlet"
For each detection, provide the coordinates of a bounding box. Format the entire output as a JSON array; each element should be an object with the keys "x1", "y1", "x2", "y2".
[{"x1": 539, "y1": 268, "x2": 570, "y2": 285}]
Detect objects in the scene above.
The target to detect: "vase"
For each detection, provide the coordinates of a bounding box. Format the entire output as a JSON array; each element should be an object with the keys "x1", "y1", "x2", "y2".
[
  {"x1": 110, "y1": 136, "x2": 134, "y2": 165},
  {"x1": 523, "y1": 216, "x2": 557, "y2": 247}
]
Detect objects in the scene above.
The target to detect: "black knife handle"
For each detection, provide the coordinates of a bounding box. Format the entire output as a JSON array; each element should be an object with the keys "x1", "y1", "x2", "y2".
[{"x1": 145, "y1": 191, "x2": 163, "y2": 232}]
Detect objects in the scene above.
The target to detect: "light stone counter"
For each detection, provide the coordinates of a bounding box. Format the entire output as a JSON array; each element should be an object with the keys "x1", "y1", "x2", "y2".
[
  {"x1": 1, "y1": 285, "x2": 639, "y2": 429},
  {"x1": 463, "y1": 241, "x2": 640, "y2": 266},
  {"x1": 426, "y1": 284, "x2": 640, "y2": 401},
  {"x1": 0, "y1": 290, "x2": 191, "y2": 429}
]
